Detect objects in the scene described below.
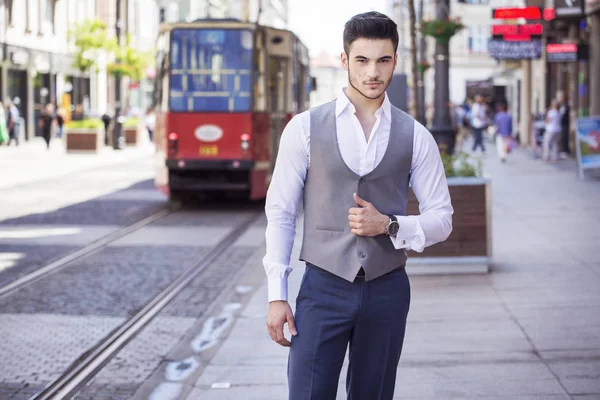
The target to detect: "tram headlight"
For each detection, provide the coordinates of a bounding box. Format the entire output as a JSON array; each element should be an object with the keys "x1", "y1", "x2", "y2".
[
  {"x1": 240, "y1": 133, "x2": 251, "y2": 151},
  {"x1": 168, "y1": 132, "x2": 179, "y2": 158}
]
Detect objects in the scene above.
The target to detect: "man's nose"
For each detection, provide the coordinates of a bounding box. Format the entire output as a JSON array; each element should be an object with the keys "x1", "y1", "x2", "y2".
[{"x1": 366, "y1": 62, "x2": 379, "y2": 79}]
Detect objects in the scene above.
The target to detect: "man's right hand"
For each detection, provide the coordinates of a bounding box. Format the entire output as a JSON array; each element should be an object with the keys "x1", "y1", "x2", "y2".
[{"x1": 267, "y1": 300, "x2": 297, "y2": 347}]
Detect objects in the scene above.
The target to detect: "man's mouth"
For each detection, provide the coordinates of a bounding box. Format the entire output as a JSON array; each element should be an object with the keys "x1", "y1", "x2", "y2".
[{"x1": 365, "y1": 81, "x2": 382, "y2": 88}]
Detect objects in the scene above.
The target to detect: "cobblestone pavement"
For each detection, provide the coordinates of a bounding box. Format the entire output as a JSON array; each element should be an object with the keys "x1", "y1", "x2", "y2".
[
  {"x1": 0, "y1": 146, "x2": 267, "y2": 399},
  {"x1": 75, "y1": 243, "x2": 262, "y2": 400},
  {"x1": 0, "y1": 208, "x2": 260, "y2": 399},
  {"x1": 0, "y1": 152, "x2": 166, "y2": 290}
]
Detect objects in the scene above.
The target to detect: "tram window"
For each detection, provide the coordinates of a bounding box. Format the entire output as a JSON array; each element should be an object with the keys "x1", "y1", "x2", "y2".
[{"x1": 169, "y1": 29, "x2": 253, "y2": 113}]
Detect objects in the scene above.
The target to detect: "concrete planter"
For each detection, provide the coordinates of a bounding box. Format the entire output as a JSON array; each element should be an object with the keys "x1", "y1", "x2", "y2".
[
  {"x1": 406, "y1": 177, "x2": 491, "y2": 275},
  {"x1": 124, "y1": 126, "x2": 140, "y2": 146},
  {"x1": 65, "y1": 127, "x2": 104, "y2": 153}
]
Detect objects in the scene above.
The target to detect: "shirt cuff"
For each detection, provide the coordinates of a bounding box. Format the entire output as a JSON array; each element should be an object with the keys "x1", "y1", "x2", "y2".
[
  {"x1": 390, "y1": 215, "x2": 424, "y2": 252},
  {"x1": 268, "y1": 276, "x2": 289, "y2": 303}
]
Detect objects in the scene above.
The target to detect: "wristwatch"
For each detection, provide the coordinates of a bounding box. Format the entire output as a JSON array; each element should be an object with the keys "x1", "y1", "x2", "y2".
[{"x1": 385, "y1": 215, "x2": 399, "y2": 236}]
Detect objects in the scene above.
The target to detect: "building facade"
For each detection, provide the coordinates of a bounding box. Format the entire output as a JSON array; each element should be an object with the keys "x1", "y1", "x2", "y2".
[
  {"x1": 1, "y1": 0, "x2": 96, "y2": 141},
  {"x1": 0, "y1": 0, "x2": 167, "y2": 140}
]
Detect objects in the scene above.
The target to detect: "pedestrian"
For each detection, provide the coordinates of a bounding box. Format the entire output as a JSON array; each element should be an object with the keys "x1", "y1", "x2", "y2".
[
  {"x1": 55, "y1": 107, "x2": 65, "y2": 139},
  {"x1": 6, "y1": 99, "x2": 20, "y2": 146},
  {"x1": 38, "y1": 104, "x2": 55, "y2": 149},
  {"x1": 454, "y1": 103, "x2": 468, "y2": 153},
  {"x1": 556, "y1": 91, "x2": 570, "y2": 159},
  {"x1": 470, "y1": 94, "x2": 488, "y2": 152},
  {"x1": 144, "y1": 106, "x2": 156, "y2": 142},
  {"x1": 0, "y1": 101, "x2": 8, "y2": 145},
  {"x1": 264, "y1": 12, "x2": 453, "y2": 400},
  {"x1": 493, "y1": 102, "x2": 513, "y2": 162},
  {"x1": 101, "y1": 112, "x2": 112, "y2": 146},
  {"x1": 543, "y1": 100, "x2": 562, "y2": 163}
]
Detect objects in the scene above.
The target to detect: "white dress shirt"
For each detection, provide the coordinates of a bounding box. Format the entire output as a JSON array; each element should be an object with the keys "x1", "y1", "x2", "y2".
[{"x1": 264, "y1": 89, "x2": 453, "y2": 302}]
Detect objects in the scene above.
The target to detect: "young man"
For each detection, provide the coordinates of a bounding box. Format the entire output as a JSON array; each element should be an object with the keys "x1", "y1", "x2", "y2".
[{"x1": 264, "y1": 12, "x2": 453, "y2": 399}]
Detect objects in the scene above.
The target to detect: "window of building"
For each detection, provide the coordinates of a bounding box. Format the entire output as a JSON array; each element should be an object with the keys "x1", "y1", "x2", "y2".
[
  {"x1": 468, "y1": 25, "x2": 490, "y2": 53},
  {"x1": 44, "y1": 0, "x2": 56, "y2": 33},
  {"x1": 7, "y1": 0, "x2": 14, "y2": 26}
]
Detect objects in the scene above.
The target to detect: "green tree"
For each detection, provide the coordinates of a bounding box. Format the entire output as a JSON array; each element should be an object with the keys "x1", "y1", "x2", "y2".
[
  {"x1": 107, "y1": 35, "x2": 153, "y2": 81},
  {"x1": 68, "y1": 19, "x2": 116, "y2": 73}
]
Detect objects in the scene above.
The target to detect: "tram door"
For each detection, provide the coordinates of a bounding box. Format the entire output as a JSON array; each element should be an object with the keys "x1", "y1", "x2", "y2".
[{"x1": 268, "y1": 56, "x2": 289, "y2": 173}]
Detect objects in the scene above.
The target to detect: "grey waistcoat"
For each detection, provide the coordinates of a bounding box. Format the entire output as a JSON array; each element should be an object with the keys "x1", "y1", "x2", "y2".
[{"x1": 299, "y1": 100, "x2": 415, "y2": 282}]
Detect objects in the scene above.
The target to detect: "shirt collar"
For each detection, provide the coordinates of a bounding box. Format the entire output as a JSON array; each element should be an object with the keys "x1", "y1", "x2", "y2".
[{"x1": 335, "y1": 87, "x2": 391, "y2": 121}]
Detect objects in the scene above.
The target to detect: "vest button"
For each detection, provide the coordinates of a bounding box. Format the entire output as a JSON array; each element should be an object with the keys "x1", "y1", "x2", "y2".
[
  {"x1": 358, "y1": 177, "x2": 364, "y2": 183},
  {"x1": 359, "y1": 252, "x2": 366, "y2": 259}
]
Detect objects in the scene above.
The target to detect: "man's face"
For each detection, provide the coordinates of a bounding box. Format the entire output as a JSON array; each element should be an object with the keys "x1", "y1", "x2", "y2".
[{"x1": 341, "y1": 38, "x2": 397, "y2": 100}]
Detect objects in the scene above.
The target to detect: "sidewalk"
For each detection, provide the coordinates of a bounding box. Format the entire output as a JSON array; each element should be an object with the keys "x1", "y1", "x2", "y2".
[
  {"x1": 0, "y1": 137, "x2": 156, "y2": 221},
  {"x1": 187, "y1": 144, "x2": 600, "y2": 399},
  {"x1": 0, "y1": 137, "x2": 153, "y2": 190}
]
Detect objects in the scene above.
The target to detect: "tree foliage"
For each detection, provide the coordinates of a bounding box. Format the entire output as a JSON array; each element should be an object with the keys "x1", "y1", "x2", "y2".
[
  {"x1": 68, "y1": 19, "x2": 115, "y2": 73},
  {"x1": 107, "y1": 35, "x2": 153, "y2": 81},
  {"x1": 69, "y1": 20, "x2": 152, "y2": 81}
]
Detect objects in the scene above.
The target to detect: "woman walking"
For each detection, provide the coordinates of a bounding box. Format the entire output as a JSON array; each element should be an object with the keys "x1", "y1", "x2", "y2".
[{"x1": 543, "y1": 101, "x2": 561, "y2": 163}]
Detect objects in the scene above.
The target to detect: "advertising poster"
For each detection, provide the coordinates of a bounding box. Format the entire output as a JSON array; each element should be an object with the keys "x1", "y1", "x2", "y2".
[{"x1": 575, "y1": 116, "x2": 600, "y2": 178}]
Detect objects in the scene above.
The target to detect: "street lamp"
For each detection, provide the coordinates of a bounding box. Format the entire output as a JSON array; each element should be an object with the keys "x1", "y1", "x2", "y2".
[
  {"x1": 112, "y1": 0, "x2": 125, "y2": 150},
  {"x1": 429, "y1": 0, "x2": 455, "y2": 154}
]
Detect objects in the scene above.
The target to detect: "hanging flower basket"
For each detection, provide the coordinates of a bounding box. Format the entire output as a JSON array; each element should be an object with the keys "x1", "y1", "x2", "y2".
[
  {"x1": 417, "y1": 61, "x2": 431, "y2": 74},
  {"x1": 420, "y1": 18, "x2": 465, "y2": 44}
]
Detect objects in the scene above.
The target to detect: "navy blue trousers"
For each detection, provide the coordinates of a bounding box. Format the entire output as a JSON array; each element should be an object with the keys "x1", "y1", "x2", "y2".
[{"x1": 288, "y1": 263, "x2": 411, "y2": 400}]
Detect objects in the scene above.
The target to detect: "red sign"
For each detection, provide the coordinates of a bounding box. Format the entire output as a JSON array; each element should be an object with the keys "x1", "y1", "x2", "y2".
[
  {"x1": 492, "y1": 7, "x2": 555, "y2": 20},
  {"x1": 492, "y1": 7, "x2": 542, "y2": 19},
  {"x1": 546, "y1": 43, "x2": 578, "y2": 53},
  {"x1": 492, "y1": 24, "x2": 543, "y2": 35}
]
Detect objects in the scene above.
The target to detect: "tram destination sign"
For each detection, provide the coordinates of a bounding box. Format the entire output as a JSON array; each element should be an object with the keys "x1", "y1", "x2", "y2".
[{"x1": 489, "y1": 40, "x2": 542, "y2": 60}]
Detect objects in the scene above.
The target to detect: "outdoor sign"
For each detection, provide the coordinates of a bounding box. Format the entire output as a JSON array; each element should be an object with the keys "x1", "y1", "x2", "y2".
[
  {"x1": 554, "y1": 0, "x2": 584, "y2": 17},
  {"x1": 575, "y1": 116, "x2": 600, "y2": 179},
  {"x1": 489, "y1": 40, "x2": 542, "y2": 60},
  {"x1": 492, "y1": 24, "x2": 543, "y2": 41},
  {"x1": 491, "y1": 7, "x2": 555, "y2": 20},
  {"x1": 546, "y1": 43, "x2": 589, "y2": 62},
  {"x1": 547, "y1": 43, "x2": 577, "y2": 62}
]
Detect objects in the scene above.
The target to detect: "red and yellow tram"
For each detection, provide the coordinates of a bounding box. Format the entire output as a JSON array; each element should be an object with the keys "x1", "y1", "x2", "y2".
[{"x1": 152, "y1": 19, "x2": 312, "y2": 200}]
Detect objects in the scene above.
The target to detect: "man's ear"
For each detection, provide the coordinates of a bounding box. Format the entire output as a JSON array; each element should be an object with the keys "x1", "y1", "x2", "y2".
[{"x1": 341, "y1": 52, "x2": 349, "y2": 72}]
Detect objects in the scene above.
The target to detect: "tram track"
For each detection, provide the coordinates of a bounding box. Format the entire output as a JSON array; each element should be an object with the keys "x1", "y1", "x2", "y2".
[
  {"x1": 0, "y1": 207, "x2": 174, "y2": 300},
  {"x1": 29, "y1": 209, "x2": 262, "y2": 400}
]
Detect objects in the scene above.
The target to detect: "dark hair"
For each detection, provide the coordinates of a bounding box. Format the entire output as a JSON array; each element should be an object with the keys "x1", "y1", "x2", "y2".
[{"x1": 343, "y1": 12, "x2": 399, "y2": 55}]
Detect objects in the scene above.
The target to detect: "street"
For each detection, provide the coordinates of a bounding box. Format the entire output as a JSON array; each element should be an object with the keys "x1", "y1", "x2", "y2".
[{"x1": 0, "y1": 137, "x2": 599, "y2": 399}]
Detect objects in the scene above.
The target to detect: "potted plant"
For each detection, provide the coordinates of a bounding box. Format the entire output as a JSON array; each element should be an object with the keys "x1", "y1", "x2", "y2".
[
  {"x1": 406, "y1": 152, "x2": 492, "y2": 274},
  {"x1": 122, "y1": 117, "x2": 141, "y2": 145},
  {"x1": 64, "y1": 118, "x2": 105, "y2": 153},
  {"x1": 419, "y1": 17, "x2": 465, "y2": 44}
]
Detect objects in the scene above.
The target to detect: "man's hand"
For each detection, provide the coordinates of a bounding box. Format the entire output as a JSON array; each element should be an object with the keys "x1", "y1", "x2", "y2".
[
  {"x1": 348, "y1": 193, "x2": 388, "y2": 236},
  {"x1": 267, "y1": 300, "x2": 297, "y2": 347}
]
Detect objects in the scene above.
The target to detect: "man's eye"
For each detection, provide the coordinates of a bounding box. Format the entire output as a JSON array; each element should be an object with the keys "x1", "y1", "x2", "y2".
[{"x1": 381, "y1": 59, "x2": 390, "y2": 63}]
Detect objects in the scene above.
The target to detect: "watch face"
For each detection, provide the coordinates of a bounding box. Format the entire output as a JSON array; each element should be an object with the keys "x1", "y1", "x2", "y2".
[{"x1": 389, "y1": 221, "x2": 399, "y2": 236}]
